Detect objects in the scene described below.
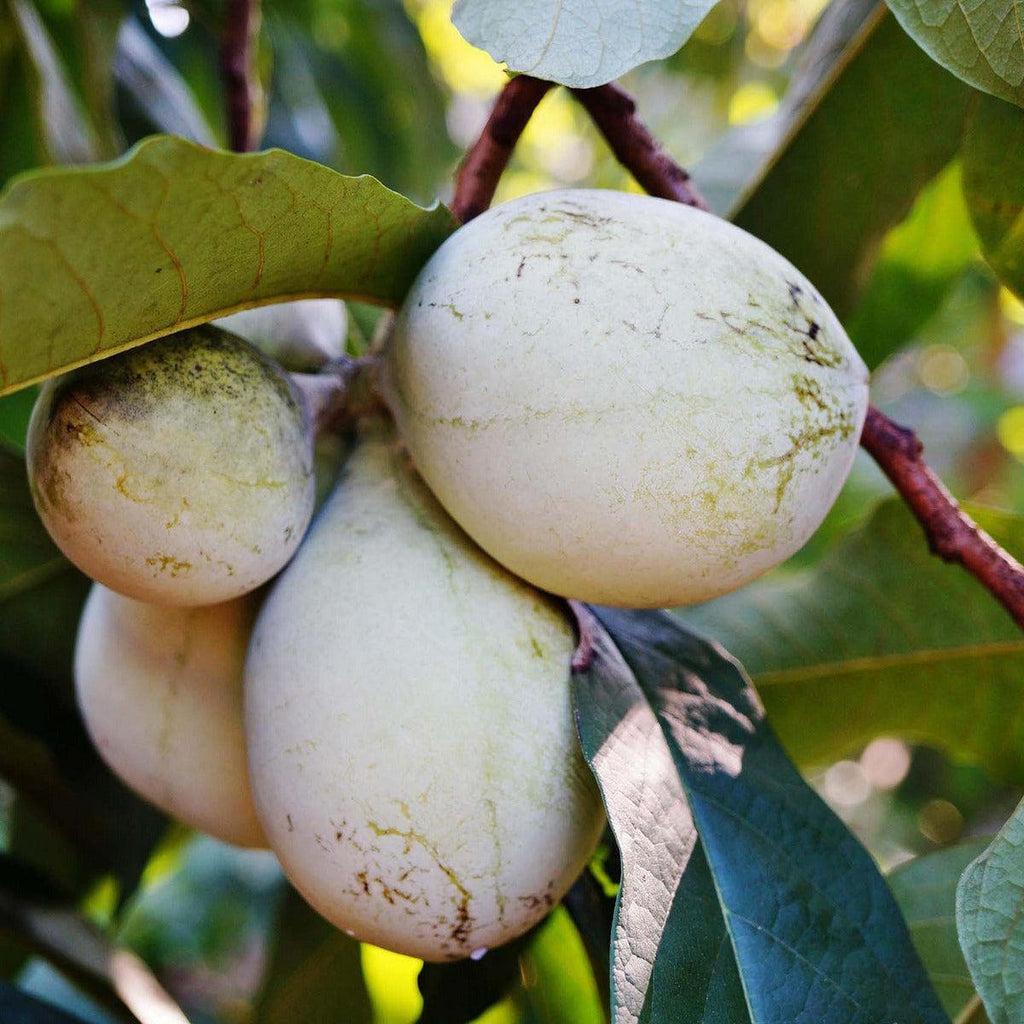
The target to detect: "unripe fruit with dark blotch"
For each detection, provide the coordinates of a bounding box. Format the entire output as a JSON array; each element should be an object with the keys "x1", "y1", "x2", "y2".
[
  {"x1": 27, "y1": 326, "x2": 315, "y2": 606},
  {"x1": 244, "y1": 419, "x2": 605, "y2": 961}
]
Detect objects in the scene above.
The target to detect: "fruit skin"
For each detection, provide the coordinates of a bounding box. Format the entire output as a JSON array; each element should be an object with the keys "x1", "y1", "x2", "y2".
[
  {"x1": 383, "y1": 189, "x2": 870, "y2": 608},
  {"x1": 27, "y1": 325, "x2": 316, "y2": 606},
  {"x1": 215, "y1": 298, "x2": 348, "y2": 371},
  {"x1": 75, "y1": 583, "x2": 265, "y2": 848},
  {"x1": 244, "y1": 420, "x2": 605, "y2": 962}
]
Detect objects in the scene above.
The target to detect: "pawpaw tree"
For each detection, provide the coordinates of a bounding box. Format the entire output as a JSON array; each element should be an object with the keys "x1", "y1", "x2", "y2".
[{"x1": 1, "y1": 1, "x2": 1023, "y2": 1022}]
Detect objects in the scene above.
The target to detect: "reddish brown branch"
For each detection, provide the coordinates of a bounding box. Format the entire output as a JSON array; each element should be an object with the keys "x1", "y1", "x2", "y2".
[
  {"x1": 451, "y1": 76, "x2": 554, "y2": 224},
  {"x1": 220, "y1": 0, "x2": 262, "y2": 152},
  {"x1": 861, "y1": 406, "x2": 1024, "y2": 628},
  {"x1": 572, "y1": 83, "x2": 709, "y2": 210}
]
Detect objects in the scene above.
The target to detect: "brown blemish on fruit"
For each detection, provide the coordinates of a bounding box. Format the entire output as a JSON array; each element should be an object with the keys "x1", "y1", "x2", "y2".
[{"x1": 146, "y1": 553, "x2": 193, "y2": 576}]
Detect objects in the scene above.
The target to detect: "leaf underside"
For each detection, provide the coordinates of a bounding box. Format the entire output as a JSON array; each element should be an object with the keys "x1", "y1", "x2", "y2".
[
  {"x1": 572, "y1": 604, "x2": 949, "y2": 1024},
  {"x1": 0, "y1": 134, "x2": 456, "y2": 395}
]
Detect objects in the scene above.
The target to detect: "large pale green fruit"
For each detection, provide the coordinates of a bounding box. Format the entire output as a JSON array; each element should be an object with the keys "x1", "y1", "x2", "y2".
[
  {"x1": 244, "y1": 421, "x2": 605, "y2": 961},
  {"x1": 75, "y1": 584, "x2": 265, "y2": 848},
  {"x1": 27, "y1": 326, "x2": 315, "y2": 606},
  {"x1": 384, "y1": 189, "x2": 870, "y2": 608}
]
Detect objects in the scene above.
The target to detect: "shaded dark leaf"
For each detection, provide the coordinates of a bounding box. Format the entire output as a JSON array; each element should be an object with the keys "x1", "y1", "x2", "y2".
[{"x1": 573, "y1": 604, "x2": 949, "y2": 1023}]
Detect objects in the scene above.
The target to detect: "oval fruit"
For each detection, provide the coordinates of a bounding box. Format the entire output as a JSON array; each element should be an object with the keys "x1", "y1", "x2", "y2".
[
  {"x1": 383, "y1": 189, "x2": 870, "y2": 607},
  {"x1": 245, "y1": 419, "x2": 605, "y2": 961},
  {"x1": 27, "y1": 326, "x2": 316, "y2": 606},
  {"x1": 75, "y1": 583, "x2": 265, "y2": 848}
]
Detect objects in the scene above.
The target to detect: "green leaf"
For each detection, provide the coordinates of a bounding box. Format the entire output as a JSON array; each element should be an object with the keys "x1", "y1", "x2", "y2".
[
  {"x1": 847, "y1": 161, "x2": 979, "y2": 368},
  {"x1": 721, "y1": 6, "x2": 972, "y2": 319},
  {"x1": 7, "y1": 0, "x2": 96, "y2": 165},
  {"x1": 884, "y1": 0, "x2": 1024, "y2": 107},
  {"x1": 961, "y1": 93, "x2": 1024, "y2": 300},
  {"x1": 451, "y1": 0, "x2": 715, "y2": 88},
  {"x1": 572, "y1": 604, "x2": 948, "y2": 1024},
  {"x1": 0, "y1": 134, "x2": 456, "y2": 395},
  {"x1": 518, "y1": 907, "x2": 605, "y2": 1024},
  {"x1": 890, "y1": 841, "x2": 992, "y2": 1018},
  {"x1": 256, "y1": 885, "x2": 372, "y2": 1024},
  {"x1": 957, "y1": 800, "x2": 1024, "y2": 1024},
  {"x1": 677, "y1": 499, "x2": 1024, "y2": 782}
]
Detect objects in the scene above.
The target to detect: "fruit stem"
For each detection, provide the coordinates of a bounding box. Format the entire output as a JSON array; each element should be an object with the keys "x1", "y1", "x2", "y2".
[
  {"x1": 220, "y1": 0, "x2": 262, "y2": 152},
  {"x1": 451, "y1": 76, "x2": 554, "y2": 224},
  {"x1": 571, "y1": 84, "x2": 711, "y2": 211}
]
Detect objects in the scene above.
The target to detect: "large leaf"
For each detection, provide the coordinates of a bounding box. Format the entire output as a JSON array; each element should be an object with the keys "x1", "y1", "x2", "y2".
[
  {"x1": 572, "y1": 604, "x2": 948, "y2": 1024},
  {"x1": 957, "y1": 800, "x2": 1024, "y2": 1024},
  {"x1": 890, "y1": 841, "x2": 992, "y2": 1018},
  {"x1": 451, "y1": 0, "x2": 715, "y2": 88},
  {"x1": 720, "y1": 5, "x2": 971, "y2": 319},
  {"x1": 0, "y1": 134, "x2": 455, "y2": 394},
  {"x1": 884, "y1": 0, "x2": 1024, "y2": 108},
  {"x1": 961, "y1": 93, "x2": 1024, "y2": 300},
  {"x1": 678, "y1": 500, "x2": 1024, "y2": 782}
]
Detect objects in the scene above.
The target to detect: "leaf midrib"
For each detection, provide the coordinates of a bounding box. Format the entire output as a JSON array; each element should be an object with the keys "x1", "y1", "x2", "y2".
[{"x1": 752, "y1": 639, "x2": 1024, "y2": 686}]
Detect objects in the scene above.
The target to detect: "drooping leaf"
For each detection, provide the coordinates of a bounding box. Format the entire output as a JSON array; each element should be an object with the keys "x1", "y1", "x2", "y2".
[
  {"x1": 884, "y1": 0, "x2": 1024, "y2": 108},
  {"x1": 451, "y1": 0, "x2": 716, "y2": 88},
  {"x1": 890, "y1": 841, "x2": 992, "y2": 1018},
  {"x1": 572, "y1": 604, "x2": 948, "y2": 1024},
  {"x1": 846, "y1": 161, "x2": 979, "y2": 368},
  {"x1": 961, "y1": 93, "x2": 1024, "y2": 300},
  {"x1": 0, "y1": 134, "x2": 456, "y2": 395},
  {"x1": 957, "y1": 800, "x2": 1024, "y2": 1024},
  {"x1": 715, "y1": 5, "x2": 971, "y2": 319},
  {"x1": 677, "y1": 499, "x2": 1024, "y2": 782},
  {"x1": 256, "y1": 885, "x2": 372, "y2": 1024},
  {"x1": 7, "y1": 0, "x2": 96, "y2": 165}
]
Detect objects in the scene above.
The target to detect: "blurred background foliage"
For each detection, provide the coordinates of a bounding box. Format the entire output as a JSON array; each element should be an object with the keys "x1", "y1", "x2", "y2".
[{"x1": 0, "y1": 0, "x2": 1022, "y2": 1021}]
